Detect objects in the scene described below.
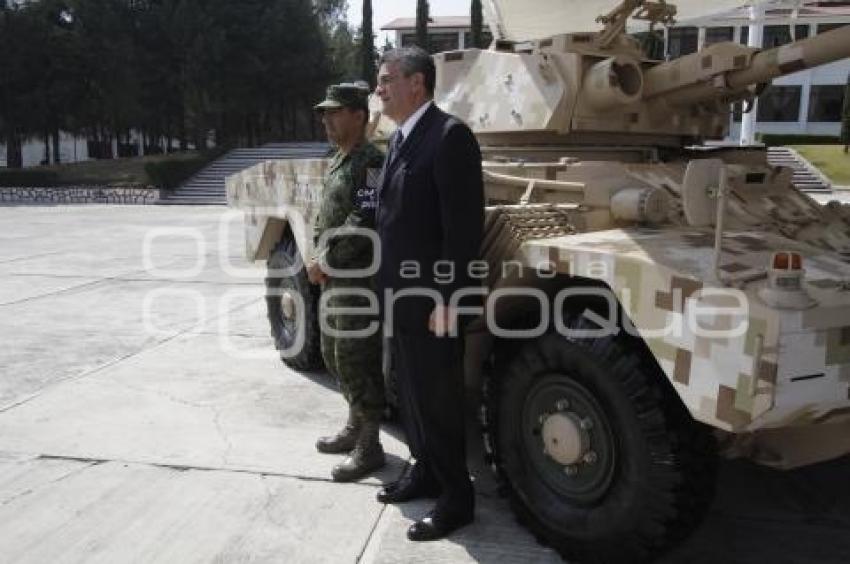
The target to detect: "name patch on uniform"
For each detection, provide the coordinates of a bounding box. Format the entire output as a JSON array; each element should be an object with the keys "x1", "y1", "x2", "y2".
[{"x1": 355, "y1": 168, "x2": 381, "y2": 210}]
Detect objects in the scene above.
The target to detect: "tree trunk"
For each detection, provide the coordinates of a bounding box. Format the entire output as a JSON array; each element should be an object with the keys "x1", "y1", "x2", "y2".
[
  {"x1": 361, "y1": 0, "x2": 376, "y2": 88},
  {"x1": 5, "y1": 129, "x2": 23, "y2": 168},
  {"x1": 43, "y1": 133, "x2": 50, "y2": 165},
  {"x1": 471, "y1": 0, "x2": 483, "y2": 48},
  {"x1": 416, "y1": 0, "x2": 430, "y2": 51},
  {"x1": 308, "y1": 100, "x2": 316, "y2": 140},
  {"x1": 52, "y1": 128, "x2": 60, "y2": 163},
  {"x1": 165, "y1": 121, "x2": 173, "y2": 153},
  {"x1": 283, "y1": 102, "x2": 291, "y2": 140},
  {"x1": 196, "y1": 123, "x2": 208, "y2": 151},
  {"x1": 179, "y1": 110, "x2": 188, "y2": 151}
]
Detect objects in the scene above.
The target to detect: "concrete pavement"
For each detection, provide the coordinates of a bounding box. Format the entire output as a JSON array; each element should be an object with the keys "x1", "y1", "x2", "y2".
[
  {"x1": 0, "y1": 204, "x2": 848, "y2": 563},
  {"x1": 0, "y1": 205, "x2": 562, "y2": 563}
]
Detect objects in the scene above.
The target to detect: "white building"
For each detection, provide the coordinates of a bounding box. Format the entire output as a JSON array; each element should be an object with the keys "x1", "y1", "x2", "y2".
[
  {"x1": 381, "y1": 16, "x2": 492, "y2": 53},
  {"x1": 665, "y1": 1, "x2": 850, "y2": 139}
]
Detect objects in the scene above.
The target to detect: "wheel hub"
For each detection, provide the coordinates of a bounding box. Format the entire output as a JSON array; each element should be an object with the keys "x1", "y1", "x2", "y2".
[
  {"x1": 521, "y1": 373, "x2": 616, "y2": 504},
  {"x1": 541, "y1": 412, "x2": 588, "y2": 465}
]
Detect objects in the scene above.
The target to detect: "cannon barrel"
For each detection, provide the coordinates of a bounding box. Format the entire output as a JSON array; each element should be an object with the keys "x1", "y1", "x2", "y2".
[
  {"x1": 642, "y1": 25, "x2": 850, "y2": 107},
  {"x1": 727, "y1": 25, "x2": 850, "y2": 88}
]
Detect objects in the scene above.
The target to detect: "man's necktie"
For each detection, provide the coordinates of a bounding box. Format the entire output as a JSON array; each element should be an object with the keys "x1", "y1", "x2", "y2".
[{"x1": 388, "y1": 131, "x2": 404, "y2": 165}]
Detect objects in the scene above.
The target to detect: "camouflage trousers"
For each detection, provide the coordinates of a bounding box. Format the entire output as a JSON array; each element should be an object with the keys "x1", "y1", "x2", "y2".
[{"x1": 320, "y1": 276, "x2": 385, "y2": 422}]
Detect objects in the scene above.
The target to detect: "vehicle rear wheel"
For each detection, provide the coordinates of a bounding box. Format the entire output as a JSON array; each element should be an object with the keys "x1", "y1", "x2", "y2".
[
  {"x1": 265, "y1": 238, "x2": 323, "y2": 371},
  {"x1": 487, "y1": 327, "x2": 716, "y2": 563}
]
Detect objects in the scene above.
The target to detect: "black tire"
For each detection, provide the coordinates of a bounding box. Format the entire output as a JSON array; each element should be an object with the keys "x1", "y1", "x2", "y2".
[
  {"x1": 486, "y1": 323, "x2": 716, "y2": 564},
  {"x1": 265, "y1": 237, "x2": 323, "y2": 371}
]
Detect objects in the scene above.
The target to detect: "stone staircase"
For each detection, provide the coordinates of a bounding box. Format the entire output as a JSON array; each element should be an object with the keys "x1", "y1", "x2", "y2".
[
  {"x1": 159, "y1": 142, "x2": 331, "y2": 205},
  {"x1": 766, "y1": 146, "x2": 832, "y2": 192}
]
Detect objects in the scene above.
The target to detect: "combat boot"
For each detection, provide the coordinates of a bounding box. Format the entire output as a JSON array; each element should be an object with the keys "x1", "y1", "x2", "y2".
[
  {"x1": 316, "y1": 408, "x2": 361, "y2": 454},
  {"x1": 331, "y1": 419, "x2": 386, "y2": 482}
]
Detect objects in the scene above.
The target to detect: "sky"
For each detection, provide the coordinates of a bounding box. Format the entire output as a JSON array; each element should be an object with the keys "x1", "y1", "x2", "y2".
[{"x1": 345, "y1": 0, "x2": 469, "y2": 46}]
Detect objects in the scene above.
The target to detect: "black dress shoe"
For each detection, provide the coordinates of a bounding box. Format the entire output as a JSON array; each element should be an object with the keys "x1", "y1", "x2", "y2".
[
  {"x1": 407, "y1": 510, "x2": 473, "y2": 541},
  {"x1": 376, "y1": 475, "x2": 440, "y2": 504}
]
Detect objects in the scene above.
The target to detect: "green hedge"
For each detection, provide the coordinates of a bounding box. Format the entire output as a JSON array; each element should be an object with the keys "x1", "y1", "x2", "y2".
[
  {"x1": 144, "y1": 147, "x2": 228, "y2": 190},
  {"x1": 0, "y1": 169, "x2": 61, "y2": 187},
  {"x1": 0, "y1": 147, "x2": 229, "y2": 188},
  {"x1": 757, "y1": 134, "x2": 841, "y2": 146}
]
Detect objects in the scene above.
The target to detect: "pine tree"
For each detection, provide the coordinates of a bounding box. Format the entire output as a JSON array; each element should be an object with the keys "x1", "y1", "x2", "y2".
[
  {"x1": 0, "y1": 0, "x2": 351, "y2": 158},
  {"x1": 470, "y1": 0, "x2": 483, "y2": 48},
  {"x1": 415, "y1": 0, "x2": 429, "y2": 51},
  {"x1": 361, "y1": 0, "x2": 376, "y2": 87}
]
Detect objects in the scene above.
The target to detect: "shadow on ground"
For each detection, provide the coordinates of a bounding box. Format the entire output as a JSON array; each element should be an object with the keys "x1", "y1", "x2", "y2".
[
  {"x1": 660, "y1": 454, "x2": 850, "y2": 564},
  {"x1": 404, "y1": 440, "x2": 850, "y2": 563}
]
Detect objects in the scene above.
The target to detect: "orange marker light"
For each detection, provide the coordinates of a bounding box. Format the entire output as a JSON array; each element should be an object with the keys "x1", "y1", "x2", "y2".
[
  {"x1": 790, "y1": 253, "x2": 802, "y2": 270},
  {"x1": 771, "y1": 251, "x2": 803, "y2": 271},
  {"x1": 773, "y1": 252, "x2": 789, "y2": 270}
]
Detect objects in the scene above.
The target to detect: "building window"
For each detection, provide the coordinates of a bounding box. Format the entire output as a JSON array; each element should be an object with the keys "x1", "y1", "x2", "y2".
[
  {"x1": 463, "y1": 30, "x2": 493, "y2": 48},
  {"x1": 732, "y1": 102, "x2": 743, "y2": 123},
  {"x1": 705, "y1": 27, "x2": 733, "y2": 45},
  {"x1": 763, "y1": 25, "x2": 787, "y2": 47},
  {"x1": 808, "y1": 85, "x2": 846, "y2": 122},
  {"x1": 740, "y1": 24, "x2": 808, "y2": 47},
  {"x1": 817, "y1": 22, "x2": 849, "y2": 35},
  {"x1": 756, "y1": 85, "x2": 802, "y2": 122},
  {"x1": 401, "y1": 33, "x2": 416, "y2": 47},
  {"x1": 428, "y1": 32, "x2": 460, "y2": 53},
  {"x1": 762, "y1": 24, "x2": 810, "y2": 48},
  {"x1": 632, "y1": 30, "x2": 664, "y2": 59},
  {"x1": 667, "y1": 27, "x2": 698, "y2": 58}
]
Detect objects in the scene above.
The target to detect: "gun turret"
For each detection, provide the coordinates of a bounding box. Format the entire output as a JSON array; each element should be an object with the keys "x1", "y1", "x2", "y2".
[{"x1": 435, "y1": 2, "x2": 850, "y2": 147}]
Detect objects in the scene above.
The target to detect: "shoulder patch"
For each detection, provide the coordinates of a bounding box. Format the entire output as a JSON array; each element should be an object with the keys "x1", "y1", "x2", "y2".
[
  {"x1": 354, "y1": 168, "x2": 381, "y2": 211},
  {"x1": 366, "y1": 168, "x2": 381, "y2": 190}
]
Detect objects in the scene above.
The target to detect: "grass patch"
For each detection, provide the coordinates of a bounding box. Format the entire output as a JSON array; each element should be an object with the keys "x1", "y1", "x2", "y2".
[
  {"x1": 791, "y1": 145, "x2": 850, "y2": 186},
  {"x1": 0, "y1": 149, "x2": 225, "y2": 189}
]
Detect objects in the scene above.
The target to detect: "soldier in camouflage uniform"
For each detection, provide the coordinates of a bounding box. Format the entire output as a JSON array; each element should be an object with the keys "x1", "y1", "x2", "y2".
[{"x1": 307, "y1": 83, "x2": 386, "y2": 482}]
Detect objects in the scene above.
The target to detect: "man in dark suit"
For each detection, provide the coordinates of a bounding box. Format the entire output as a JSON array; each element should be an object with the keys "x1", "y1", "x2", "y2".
[{"x1": 373, "y1": 46, "x2": 484, "y2": 542}]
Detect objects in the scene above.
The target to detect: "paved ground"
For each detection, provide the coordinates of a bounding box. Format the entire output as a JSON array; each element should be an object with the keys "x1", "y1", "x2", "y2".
[{"x1": 0, "y1": 204, "x2": 848, "y2": 564}]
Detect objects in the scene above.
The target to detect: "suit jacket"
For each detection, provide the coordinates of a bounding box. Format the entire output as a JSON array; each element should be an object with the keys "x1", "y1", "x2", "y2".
[{"x1": 376, "y1": 104, "x2": 484, "y2": 332}]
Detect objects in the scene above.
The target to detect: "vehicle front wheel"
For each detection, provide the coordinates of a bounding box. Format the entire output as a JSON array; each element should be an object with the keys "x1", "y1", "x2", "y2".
[
  {"x1": 265, "y1": 238, "x2": 323, "y2": 371},
  {"x1": 487, "y1": 329, "x2": 716, "y2": 563}
]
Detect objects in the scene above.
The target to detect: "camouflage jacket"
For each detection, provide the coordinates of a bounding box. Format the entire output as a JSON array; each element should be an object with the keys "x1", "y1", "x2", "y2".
[{"x1": 312, "y1": 142, "x2": 385, "y2": 270}]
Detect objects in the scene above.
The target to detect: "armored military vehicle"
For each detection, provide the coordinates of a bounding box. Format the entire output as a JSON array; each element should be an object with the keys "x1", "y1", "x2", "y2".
[{"x1": 227, "y1": 1, "x2": 850, "y2": 561}]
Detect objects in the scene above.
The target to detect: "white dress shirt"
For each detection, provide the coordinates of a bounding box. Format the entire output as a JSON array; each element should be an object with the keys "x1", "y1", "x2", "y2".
[{"x1": 398, "y1": 100, "x2": 434, "y2": 144}]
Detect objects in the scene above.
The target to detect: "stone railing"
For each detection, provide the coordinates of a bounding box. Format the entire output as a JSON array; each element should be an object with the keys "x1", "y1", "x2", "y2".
[{"x1": 0, "y1": 186, "x2": 161, "y2": 205}]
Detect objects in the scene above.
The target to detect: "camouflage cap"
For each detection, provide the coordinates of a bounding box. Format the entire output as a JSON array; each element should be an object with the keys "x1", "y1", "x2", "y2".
[{"x1": 314, "y1": 82, "x2": 370, "y2": 112}]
